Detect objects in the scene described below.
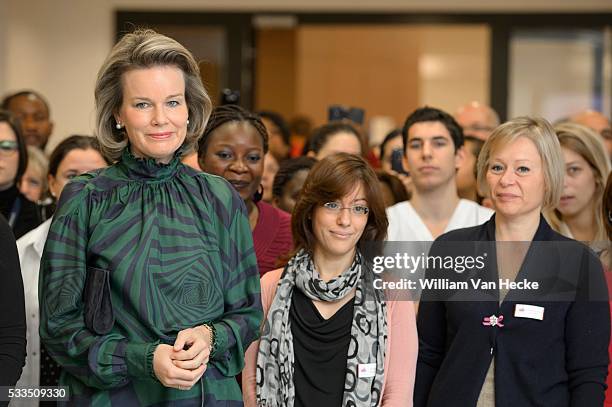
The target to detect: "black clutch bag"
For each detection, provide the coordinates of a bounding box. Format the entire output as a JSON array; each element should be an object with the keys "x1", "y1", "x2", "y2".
[{"x1": 83, "y1": 266, "x2": 115, "y2": 335}]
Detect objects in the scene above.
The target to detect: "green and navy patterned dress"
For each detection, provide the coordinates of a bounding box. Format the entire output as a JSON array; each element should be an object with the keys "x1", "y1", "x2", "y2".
[{"x1": 39, "y1": 148, "x2": 263, "y2": 406}]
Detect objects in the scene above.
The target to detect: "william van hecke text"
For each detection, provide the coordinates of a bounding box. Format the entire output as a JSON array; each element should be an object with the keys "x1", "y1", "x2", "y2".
[{"x1": 373, "y1": 278, "x2": 539, "y2": 291}]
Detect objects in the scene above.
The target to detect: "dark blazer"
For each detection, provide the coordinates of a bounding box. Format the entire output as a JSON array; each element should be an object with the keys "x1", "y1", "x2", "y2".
[
  {"x1": 415, "y1": 215, "x2": 610, "y2": 407},
  {"x1": 0, "y1": 185, "x2": 42, "y2": 239}
]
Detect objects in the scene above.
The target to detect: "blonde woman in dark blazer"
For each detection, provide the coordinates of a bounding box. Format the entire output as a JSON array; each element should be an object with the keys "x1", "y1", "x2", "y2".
[{"x1": 415, "y1": 117, "x2": 609, "y2": 407}]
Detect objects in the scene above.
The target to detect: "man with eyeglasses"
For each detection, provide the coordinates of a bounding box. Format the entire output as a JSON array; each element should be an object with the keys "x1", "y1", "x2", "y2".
[
  {"x1": 571, "y1": 109, "x2": 612, "y2": 161},
  {"x1": 454, "y1": 101, "x2": 500, "y2": 142},
  {"x1": 1, "y1": 90, "x2": 54, "y2": 151}
]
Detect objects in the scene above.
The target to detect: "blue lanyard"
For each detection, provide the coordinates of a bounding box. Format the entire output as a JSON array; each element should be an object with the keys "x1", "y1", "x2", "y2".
[{"x1": 8, "y1": 196, "x2": 21, "y2": 228}]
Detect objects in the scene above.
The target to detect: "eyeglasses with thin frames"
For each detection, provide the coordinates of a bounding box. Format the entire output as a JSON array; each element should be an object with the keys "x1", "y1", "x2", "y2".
[{"x1": 322, "y1": 201, "x2": 369, "y2": 216}]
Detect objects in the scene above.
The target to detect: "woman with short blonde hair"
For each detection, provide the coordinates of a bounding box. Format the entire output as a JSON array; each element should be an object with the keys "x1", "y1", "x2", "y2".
[
  {"x1": 94, "y1": 29, "x2": 211, "y2": 161},
  {"x1": 416, "y1": 116, "x2": 609, "y2": 406},
  {"x1": 39, "y1": 30, "x2": 262, "y2": 406},
  {"x1": 476, "y1": 116, "x2": 564, "y2": 210}
]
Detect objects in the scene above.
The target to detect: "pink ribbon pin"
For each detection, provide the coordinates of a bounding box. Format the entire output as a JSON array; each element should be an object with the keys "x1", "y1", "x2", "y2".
[{"x1": 482, "y1": 314, "x2": 504, "y2": 327}]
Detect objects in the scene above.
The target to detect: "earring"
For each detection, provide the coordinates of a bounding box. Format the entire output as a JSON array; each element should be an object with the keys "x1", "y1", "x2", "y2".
[
  {"x1": 186, "y1": 119, "x2": 190, "y2": 125},
  {"x1": 116, "y1": 123, "x2": 122, "y2": 129},
  {"x1": 253, "y1": 184, "x2": 264, "y2": 203}
]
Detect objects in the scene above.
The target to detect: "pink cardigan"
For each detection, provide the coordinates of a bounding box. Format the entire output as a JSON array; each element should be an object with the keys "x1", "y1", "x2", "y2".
[{"x1": 242, "y1": 268, "x2": 418, "y2": 406}]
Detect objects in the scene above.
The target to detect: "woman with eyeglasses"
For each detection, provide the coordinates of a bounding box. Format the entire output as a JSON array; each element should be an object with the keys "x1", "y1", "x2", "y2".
[
  {"x1": 0, "y1": 110, "x2": 42, "y2": 238},
  {"x1": 243, "y1": 153, "x2": 418, "y2": 406}
]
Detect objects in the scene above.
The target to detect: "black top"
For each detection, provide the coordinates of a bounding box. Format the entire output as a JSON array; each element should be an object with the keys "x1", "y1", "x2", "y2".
[
  {"x1": 290, "y1": 288, "x2": 355, "y2": 407},
  {"x1": 0, "y1": 185, "x2": 42, "y2": 239},
  {"x1": 0, "y1": 214, "x2": 26, "y2": 393},
  {"x1": 415, "y1": 215, "x2": 610, "y2": 407}
]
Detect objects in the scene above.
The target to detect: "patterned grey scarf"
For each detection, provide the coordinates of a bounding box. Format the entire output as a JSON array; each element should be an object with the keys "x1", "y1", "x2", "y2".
[{"x1": 256, "y1": 249, "x2": 387, "y2": 407}]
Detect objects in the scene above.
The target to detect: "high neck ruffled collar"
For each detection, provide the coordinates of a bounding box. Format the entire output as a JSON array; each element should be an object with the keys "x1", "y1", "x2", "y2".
[{"x1": 118, "y1": 147, "x2": 182, "y2": 181}]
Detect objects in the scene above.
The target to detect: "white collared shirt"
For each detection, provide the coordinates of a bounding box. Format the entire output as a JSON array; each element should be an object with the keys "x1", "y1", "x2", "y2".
[{"x1": 386, "y1": 199, "x2": 494, "y2": 241}]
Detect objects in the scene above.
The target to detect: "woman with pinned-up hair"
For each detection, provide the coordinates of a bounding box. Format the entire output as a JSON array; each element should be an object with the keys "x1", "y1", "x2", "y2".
[
  {"x1": 243, "y1": 153, "x2": 418, "y2": 407},
  {"x1": 38, "y1": 30, "x2": 262, "y2": 405},
  {"x1": 198, "y1": 104, "x2": 293, "y2": 276}
]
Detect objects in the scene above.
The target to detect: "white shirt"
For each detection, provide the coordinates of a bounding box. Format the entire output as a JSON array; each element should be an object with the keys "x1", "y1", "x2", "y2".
[
  {"x1": 386, "y1": 199, "x2": 493, "y2": 241},
  {"x1": 14, "y1": 218, "x2": 51, "y2": 402}
]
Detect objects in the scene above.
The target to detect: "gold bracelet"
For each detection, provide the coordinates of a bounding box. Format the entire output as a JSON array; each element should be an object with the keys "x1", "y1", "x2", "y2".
[{"x1": 202, "y1": 324, "x2": 216, "y2": 354}]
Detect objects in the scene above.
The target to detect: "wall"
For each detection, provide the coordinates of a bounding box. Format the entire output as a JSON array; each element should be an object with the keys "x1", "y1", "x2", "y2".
[
  {"x1": 0, "y1": 1, "x2": 7, "y2": 93},
  {"x1": 2, "y1": 0, "x2": 611, "y2": 151},
  {"x1": 4, "y1": 0, "x2": 112, "y2": 152},
  {"x1": 509, "y1": 31, "x2": 612, "y2": 121},
  {"x1": 103, "y1": 0, "x2": 612, "y2": 12},
  {"x1": 255, "y1": 24, "x2": 489, "y2": 129},
  {"x1": 255, "y1": 29, "x2": 297, "y2": 119},
  {"x1": 417, "y1": 25, "x2": 490, "y2": 116},
  {"x1": 295, "y1": 25, "x2": 421, "y2": 127}
]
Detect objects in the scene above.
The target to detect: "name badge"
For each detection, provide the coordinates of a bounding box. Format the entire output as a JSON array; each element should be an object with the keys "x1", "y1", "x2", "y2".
[
  {"x1": 358, "y1": 363, "x2": 377, "y2": 378},
  {"x1": 514, "y1": 304, "x2": 544, "y2": 320}
]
